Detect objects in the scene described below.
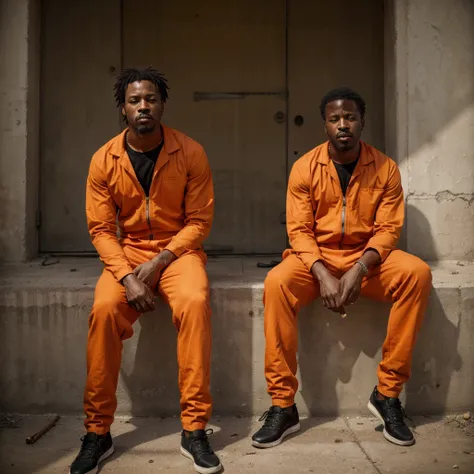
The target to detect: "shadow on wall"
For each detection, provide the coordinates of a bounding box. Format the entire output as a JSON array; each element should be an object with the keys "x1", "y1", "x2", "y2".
[
  {"x1": 298, "y1": 298, "x2": 389, "y2": 417},
  {"x1": 389, "y1": 0, "x2": 474, "y2": 168},
  {"x1": 404, "y1": 204, "x2": 462, "y2": 417},
  {"x1": 405, "y1": 288, "x2": 462, "y2": 417},
  {"x1": 207, "y1": 284, "x2": 257, "y2": 451},
  {"x1": 298, "y1": 204, "x2": 461, "y2": 417}
]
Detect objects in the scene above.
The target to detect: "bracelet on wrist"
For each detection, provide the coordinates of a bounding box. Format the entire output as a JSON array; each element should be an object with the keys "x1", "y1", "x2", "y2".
[{"x1": 356, "y1": 261, "x2": 369, "y2": 275}]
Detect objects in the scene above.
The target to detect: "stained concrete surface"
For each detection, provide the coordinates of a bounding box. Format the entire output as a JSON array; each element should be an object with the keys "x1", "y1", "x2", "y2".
[
  {"x1": 0, "y1": 415, "x2": 473, "y2": 474},
  {"x1": 0, "y1": 257, "x2": 473, "y2": 417}
]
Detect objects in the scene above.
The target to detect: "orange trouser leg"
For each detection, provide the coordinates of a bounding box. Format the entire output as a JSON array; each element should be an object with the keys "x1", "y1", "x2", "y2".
[
  {"x1": 159, "y1": 251, "x2": 212, "y2": 431},
  {"x1": 84, "y1": 269, "x2": 140, "y2": 434},
  {"x1": 361, "y1": 250, "x2": 432, "y2": 397},
  {"x1": 264, "y1": 254, "x2": 320, "y2": 407}
]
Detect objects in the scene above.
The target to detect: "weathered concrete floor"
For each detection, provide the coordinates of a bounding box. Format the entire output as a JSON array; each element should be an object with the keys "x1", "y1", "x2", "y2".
[{"x1": 1, "y1": 415, "x2": 473, "y2": 474}]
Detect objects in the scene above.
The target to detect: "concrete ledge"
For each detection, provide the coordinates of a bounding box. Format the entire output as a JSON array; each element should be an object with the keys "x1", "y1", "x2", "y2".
[{"x1": 0, "y1": 258, "x2": 473, "y2": 416}]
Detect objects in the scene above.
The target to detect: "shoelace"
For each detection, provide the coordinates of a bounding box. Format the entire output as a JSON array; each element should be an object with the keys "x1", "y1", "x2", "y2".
[
  {"x1": 258, "y1": 409, "x2": 286, "y2": 429},
  {"x1": 190, "y1": 429, "x2": 214, "y2": 455},
  {"x1": 384, "y1": 400, "x2": 411, "y2": 426},
  {"x1": 78, "y1": 435, "x2": 100, "y2": 459}
]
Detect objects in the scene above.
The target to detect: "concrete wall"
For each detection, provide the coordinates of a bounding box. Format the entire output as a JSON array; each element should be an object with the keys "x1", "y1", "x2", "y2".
[
  {"x1": 0, "y1": 259, "x2": 472, "y2": 416},
  {"x1": 1, "y1": 0, "x2": 473, "y2": 262},
  {"x1": 406, "y1": 0, "x2": 474, "y2": 261},
  {"x1": 0, "y1": 0, "x2": 473, "y2": 420},
  {"x1": 385, "y1": 0, "x2": 474, "y2": 260},
  {"x1": 0, "y1": 0, "x2": 40, "y2": 262}
]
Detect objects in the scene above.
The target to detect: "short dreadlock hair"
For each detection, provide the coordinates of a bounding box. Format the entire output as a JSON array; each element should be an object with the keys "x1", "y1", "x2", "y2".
[
  {"x1": 114, "y1": 67, "x2": 169, "y2": 106},
  {"x1": 319, "y1": 87, "x2": 366, "y2": 120}
]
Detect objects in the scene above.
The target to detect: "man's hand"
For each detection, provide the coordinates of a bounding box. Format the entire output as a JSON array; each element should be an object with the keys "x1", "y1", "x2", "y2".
[
  {"x1": 339, "y1": 264, "x2": 365, "y2": 307},
  {"x1": 339, "y1": 248, "x2": 380, "y2": 307},
  {"x1": 133, "y1": 259, "x2": 161, "y2": 288},
  {"x1": 133, "y1": 250, "x2": 177, "y2": 288},
  {"x1": 122, "y1": 273, "x2": 156, "y2": 313},
  {"x1": 311, "y1": 261, "x2": 345, "y2": 314}
]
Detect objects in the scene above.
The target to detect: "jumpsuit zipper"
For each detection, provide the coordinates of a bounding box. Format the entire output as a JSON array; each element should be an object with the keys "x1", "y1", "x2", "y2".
[
  {"x1": 332, "y1": 148, "x2": 360, "y2": 248},
  {"x1": 135, "y1": 180, "x2": 153, "y2": 240},
  {"x1": 145, "y1": 195, "x2": 153, "y2": 240},
  {"x1": 339, "y1": 194, "x2": 347, "y2": 250},
  {"x1": 341, "y1": 196, "x2": 346, "y2": 240},
  {"x1": 124, "y1": 137, "x2": 160, "y2": 241}
]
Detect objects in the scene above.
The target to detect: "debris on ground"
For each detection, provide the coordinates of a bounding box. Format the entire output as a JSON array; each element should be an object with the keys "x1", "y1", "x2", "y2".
[
  {"x1": 41, "y1": 256, "x2": 59, "y2": 266},
  {"x1": 0, "y1": 414, "x2": 22, "y2": 430},
  {"x1": 446, "y1": 413, "x2": 474, "y2": 436},
  {"x1": 25, "y1": 415, "x2": 60, "y2": 444}
]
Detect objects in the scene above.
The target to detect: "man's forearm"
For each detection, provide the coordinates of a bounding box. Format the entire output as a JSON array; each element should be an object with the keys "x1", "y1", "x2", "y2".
[
  {"x1": 164, "y1": 221, "x2": 210, "y2": 258},
  {"x1": 311, "y1": 260, "x2": 331, "y2": 281},
  {"x1": 91, "y1": 232, "x2": 133, "y2": 282},
  {"x1": 152, "y1": 249, "x2": 177, "y2": 268},
  {"x1": 289, "y1": 231, "x2": 323, "y2": 273},
  {"x1": 358, "y1": 249, "x2": 381, "y2": 270}
]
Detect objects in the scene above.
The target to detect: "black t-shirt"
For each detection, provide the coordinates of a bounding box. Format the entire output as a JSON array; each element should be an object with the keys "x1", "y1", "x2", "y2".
[
  {"x1": 333, "y1": 159, "x2": 358, "y2": 196},
  {"x1": 126, "y1": 139, "x2": 164, "y2": 196}
]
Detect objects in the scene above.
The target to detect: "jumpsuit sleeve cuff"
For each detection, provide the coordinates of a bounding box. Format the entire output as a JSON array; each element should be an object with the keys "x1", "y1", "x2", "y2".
[
  {"x1": 364, "y1": 242, "x2": 389, "y2": 263},
  {"x1": 300, "y1": 253, "x2": 323, "y2": 273},
  {"x1": 115, "y1": 266, "x2": 134, "y2": 283},
  {"x1": 164, "y1": 241, "x2": 186, "y2": 258}
]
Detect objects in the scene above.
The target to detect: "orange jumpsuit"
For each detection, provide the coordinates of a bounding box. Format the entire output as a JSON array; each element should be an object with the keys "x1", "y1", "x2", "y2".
[
  {"x1": 84, "y1": 125, "x2": 214, "y2": 434},
  {"x1": 264, "y1": 141, "x2": 431, "y2": 406}
]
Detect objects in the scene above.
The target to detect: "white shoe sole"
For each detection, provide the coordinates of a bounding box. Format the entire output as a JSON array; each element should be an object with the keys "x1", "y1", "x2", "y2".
[
  {"x1": 367, "y1": 401, "x2": 415, "y2": 446},
  {"x1": 69, "y1": 444, "x2": 115, "y2": 474},
  {"x1": 251, "y1": 422, "x2": 301, "y2": 448},
  {"x1": 180, "y1": 446, "x2": 222, "y2": 474}
]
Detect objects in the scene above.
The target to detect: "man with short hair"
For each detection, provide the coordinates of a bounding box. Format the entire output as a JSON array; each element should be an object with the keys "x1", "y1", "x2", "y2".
[
  {"x1": 252, "y1": 87, "x2": 431, "y2": 449},
  {"x1": 70, "y1": 67, "x2": 221, "y2": 474}
]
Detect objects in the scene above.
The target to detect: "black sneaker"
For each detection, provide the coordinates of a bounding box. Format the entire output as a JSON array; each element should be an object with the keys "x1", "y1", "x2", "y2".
[
  {"x1": 367, "y1": 386, "x2": 415, "y2": 446},
  {"x1": 69, "y1": 432, "x2": 114, "y2": 474},
  {"x1": 180, "y1": 429, "x2": 222, "y2": 474},
  {"x1": 251, "y1": 405, "x2": 300, "y2": 448}
]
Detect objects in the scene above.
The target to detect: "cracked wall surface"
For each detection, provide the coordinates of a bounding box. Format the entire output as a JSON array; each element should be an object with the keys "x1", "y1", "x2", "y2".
[
  {"x1": 0, "y1": 0, "x2": 40, "y2": 262},
  {"x1": 404, "y1": 0, "x2": 474, "y2": 261}
]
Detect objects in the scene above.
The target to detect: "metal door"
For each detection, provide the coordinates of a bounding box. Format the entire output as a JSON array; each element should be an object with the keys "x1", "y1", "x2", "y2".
[
  {"x1": 123, "y1": 0, "x2": 288, "y2": 254},
  {"x1": 40, "y1": 0, "x2": 121, "y2": 252}
]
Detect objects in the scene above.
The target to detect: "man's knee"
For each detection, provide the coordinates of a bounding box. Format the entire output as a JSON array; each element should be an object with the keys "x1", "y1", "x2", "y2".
[
  {"x1": 173, "y1": 290, "x2": 209, "y2": 316},
  {"x1": 90, "y1": 294, "x2": 125, "y2": 326},
  {"x1": 406, "y1": 258, "x2": 432, "y2": 288},
  {"x1": 264, "y1": 265, "x2": 289, "y2": 295}
]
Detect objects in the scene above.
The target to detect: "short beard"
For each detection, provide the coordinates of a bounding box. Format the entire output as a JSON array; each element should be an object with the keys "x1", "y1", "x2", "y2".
[
  {"x1": 331, "y1": 139, "x2": 354, "y2": 153},
  {"x1": 135, "y1": 124, "x2": 155, "y2": 135}
]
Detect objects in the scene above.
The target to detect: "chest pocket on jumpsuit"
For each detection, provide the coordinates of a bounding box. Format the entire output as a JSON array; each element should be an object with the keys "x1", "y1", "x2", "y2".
[{"x1": 357, "y1": 188, "x2": 385, "y2": 226}]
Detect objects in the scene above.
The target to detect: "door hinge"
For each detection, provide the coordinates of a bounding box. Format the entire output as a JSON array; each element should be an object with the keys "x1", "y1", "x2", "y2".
[{"x1": 36, "y1": 209, "x2": 42, "y2": 229}]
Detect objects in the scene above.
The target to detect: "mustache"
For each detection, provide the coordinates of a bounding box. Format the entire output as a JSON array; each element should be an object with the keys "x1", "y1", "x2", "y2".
[
  {"x1": 137, "y1": 114, "x2": 153, "y2": 120},
  {"x1": 337, "y1": 132, "x2": 353, "y2": 138}
]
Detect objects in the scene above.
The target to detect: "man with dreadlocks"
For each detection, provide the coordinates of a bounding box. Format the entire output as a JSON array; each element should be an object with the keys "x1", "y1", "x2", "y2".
[
  {"x1": 251, "y1": 87, "x2": 432, "y2": 449},
  {"x1": 70, "y1": 67, "x2": 221, "y2": 474}
]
